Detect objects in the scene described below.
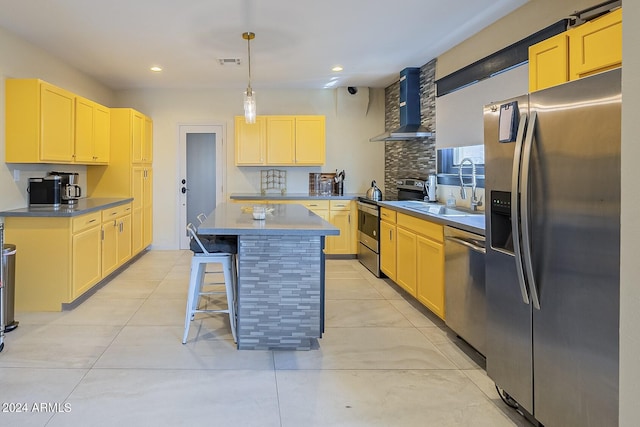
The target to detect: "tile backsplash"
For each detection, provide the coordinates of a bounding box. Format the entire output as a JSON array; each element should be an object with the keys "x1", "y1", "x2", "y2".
[{"x1": 384, "y1": 59, "x2": 437, "y2": 200}]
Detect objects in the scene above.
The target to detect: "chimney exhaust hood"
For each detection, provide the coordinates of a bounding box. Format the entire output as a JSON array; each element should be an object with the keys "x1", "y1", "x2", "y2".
[{"x1": 370, "y1": 67, "x2": 433, "y2": 142}]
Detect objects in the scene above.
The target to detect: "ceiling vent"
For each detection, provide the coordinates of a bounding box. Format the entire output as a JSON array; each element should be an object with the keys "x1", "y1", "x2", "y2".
[{"x1": 217, "y1": 58, "x2": 241, "y2": 66}]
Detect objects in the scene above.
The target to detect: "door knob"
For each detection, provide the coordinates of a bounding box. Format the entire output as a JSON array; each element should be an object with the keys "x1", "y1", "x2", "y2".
[{"x1": 181, "y1": 187, "x2": 188, "y2": 194}]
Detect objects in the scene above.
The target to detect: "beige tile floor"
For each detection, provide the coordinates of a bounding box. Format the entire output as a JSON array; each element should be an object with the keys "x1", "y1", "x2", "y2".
[{"x1": 0, "y1": 250, "x2": 532, "y2": 427}]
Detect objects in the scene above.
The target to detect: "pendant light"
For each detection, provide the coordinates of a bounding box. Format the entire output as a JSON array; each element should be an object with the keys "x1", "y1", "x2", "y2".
[{"x1": 242, "y1": 32, "x2": 256, "y2": 124}]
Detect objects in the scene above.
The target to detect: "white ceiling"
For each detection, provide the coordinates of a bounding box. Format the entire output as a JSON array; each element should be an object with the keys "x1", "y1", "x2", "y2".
[{"x1": 0, "y1": 0, "x2": 528, "y2": 91}]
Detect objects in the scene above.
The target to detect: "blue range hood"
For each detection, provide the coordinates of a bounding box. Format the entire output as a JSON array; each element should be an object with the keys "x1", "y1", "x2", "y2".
[{"x1": 370, "y1": 67, "x2": 433, "y2": 141}]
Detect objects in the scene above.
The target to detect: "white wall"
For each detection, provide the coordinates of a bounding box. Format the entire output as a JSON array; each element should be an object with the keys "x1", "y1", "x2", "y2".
[
  {"x1": 0, "y1": 26, "x2": 115, "y2": 212},
  {"x1": 114, "y1": 87, "x2": 385, "y2": 249}
]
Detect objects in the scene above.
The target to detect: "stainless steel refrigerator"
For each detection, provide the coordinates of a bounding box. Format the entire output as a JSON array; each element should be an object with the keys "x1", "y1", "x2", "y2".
[{"x1": 484, "y1": 68, "x2": 620, "y2": 427}]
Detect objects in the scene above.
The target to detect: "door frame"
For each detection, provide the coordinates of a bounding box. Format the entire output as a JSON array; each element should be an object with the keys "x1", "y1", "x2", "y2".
[{"x1": 177, "y1": 123, "x2": 227, "y2": 249}]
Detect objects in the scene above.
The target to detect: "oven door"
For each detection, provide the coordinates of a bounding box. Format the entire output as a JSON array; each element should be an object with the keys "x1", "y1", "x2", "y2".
[
  {"x1": 357, "y1": 202, "x2": 379, "y2": 252},
  {"x1": 357, "y1": 201, "x2": 381, "y2": 277}
]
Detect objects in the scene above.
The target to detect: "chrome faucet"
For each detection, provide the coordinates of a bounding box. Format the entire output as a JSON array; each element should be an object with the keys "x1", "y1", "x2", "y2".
[{"x1": 458, "y1": 157, "x2": 482, "y2": 211}]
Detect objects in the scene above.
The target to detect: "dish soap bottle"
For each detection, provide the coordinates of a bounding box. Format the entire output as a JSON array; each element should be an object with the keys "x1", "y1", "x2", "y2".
[{"x1": 446, "y1": 191, "x2": 456, "y2": 207}]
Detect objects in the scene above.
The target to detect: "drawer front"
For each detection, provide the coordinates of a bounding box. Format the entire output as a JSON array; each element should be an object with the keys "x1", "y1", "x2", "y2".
[
  {"x1": 72, "y1": 211, "x2": 102, "y2": 233},
  {"x1": 299, "y1": 200, "x2": 330, "y2": 210},
  {"x1": 329, "y1": 200, "x2": 351, "y2": 211},
  {"x1": 397, "y1": 212, "x2": 443, "y2": 243},
  {"x1": 380, "y1": 207, "x2": 397, "y2": 223},
  {"x1": 102, "y1": 203, "x2": 133, "y2": 221}
]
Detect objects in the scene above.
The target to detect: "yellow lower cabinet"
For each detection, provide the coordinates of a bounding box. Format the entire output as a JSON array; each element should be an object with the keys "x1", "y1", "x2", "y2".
[
  {"x1": 327, "y1": 200, "x2": 354, "y2": 255},
  {"x1": 380, "y1": 220, "x2": 397, "y2": 281},
  {"x1": 118, "y1": 213, "x2": 132, "y2": 265},
  {"x1": 101, "y1": 204, "x2": 132, "y2": 276},
  {"x1": 396, "y1": 226, "x2": 417, "y2": 296},
  {"x1": 416, "y1": 235, "x2": 445, "y2": 319},
  {"x1": 101, "y1": 216, "x2": 118, "y2": 277},
  {"x1": 72, "y1": 220, "x2": 102, "y2": 299}
]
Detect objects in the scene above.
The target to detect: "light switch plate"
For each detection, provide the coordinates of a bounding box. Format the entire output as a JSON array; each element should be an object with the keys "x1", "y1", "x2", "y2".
[{"x1": 13, "y1": 169, "x2": 20, "y2": 182}]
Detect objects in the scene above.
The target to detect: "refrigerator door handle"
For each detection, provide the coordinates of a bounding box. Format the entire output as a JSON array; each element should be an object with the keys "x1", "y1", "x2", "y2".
[
  {"x1": 511, "y1": 112, "x2": 531, "y2": 305},
  {"x1": 520, "y1": 110, "x2": 541, "y2": 310}
]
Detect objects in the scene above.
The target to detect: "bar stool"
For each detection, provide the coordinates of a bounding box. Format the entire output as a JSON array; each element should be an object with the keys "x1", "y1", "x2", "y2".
[
  {"x1": 182, "y1": 223, "x2": 237, "y2": 344},
  {"x1": 196, "y1": 212, "x2": 221, "y2": 275}
]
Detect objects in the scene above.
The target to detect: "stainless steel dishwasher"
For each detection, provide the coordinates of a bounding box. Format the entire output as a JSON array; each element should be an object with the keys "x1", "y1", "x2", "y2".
[{"x1": 444, "y1": 226, "x2": 486, "y2": 356}]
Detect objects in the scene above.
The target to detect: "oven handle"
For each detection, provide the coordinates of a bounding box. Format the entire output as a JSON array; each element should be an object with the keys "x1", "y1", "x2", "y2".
[{"x1": 357, "y1": 201, "x2": 379, "y2": 217}]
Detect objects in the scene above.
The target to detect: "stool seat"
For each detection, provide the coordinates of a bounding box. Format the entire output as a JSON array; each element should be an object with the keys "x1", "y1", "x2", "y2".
[
  {"x1": 182, "y1": 223, "x2": 237, "y2": 345},
  {"x1": 189, "y1": 235, "x2": 237, "y2": 254}
]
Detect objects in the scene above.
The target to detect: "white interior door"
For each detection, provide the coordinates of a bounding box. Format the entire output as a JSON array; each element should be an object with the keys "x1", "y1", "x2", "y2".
[{"x1": 178, "y1": 124, "x2": 226, "y2": 249}]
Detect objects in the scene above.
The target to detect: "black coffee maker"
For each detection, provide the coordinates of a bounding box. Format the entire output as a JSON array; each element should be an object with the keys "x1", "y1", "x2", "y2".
[{"x1": 49, "y1": 172, "x2": 81, "y2": 205}]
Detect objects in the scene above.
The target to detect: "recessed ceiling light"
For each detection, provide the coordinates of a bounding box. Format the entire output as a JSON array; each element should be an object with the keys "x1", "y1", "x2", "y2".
[
  {"x1": 332, "y1": 65, "x2": 343, "y2": 72},
  {"x1": 150, "y1": 66, "x2": 163, "y2": 72}
]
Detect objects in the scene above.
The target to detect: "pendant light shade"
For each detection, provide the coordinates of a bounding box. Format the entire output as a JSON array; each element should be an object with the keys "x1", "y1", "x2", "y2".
[{"x1": 243, "y1": 32, "x2": 256, "y2": 124}]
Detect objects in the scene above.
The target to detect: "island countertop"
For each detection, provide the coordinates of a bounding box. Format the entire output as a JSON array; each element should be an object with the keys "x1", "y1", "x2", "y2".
[{"x1": 198, "y1": 202, "x2": 340, "y2": 236}]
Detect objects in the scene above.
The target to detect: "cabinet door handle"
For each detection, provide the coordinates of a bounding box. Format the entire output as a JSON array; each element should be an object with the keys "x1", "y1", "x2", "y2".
[{"x1": 390, "y1": 229, "x2": 393, "y2": 240}]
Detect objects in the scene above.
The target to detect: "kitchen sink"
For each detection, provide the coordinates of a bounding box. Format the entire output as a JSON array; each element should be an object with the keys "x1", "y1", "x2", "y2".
[{"x1": 393, "y1": 201, "x2": 480, "y2": 217}]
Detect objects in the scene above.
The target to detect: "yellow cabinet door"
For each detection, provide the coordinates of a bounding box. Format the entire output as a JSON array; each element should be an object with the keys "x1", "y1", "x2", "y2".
[
  {"x1": 416, "y1": 235, "x2": 445, "y2": 319},
  {"x1": 72, "y1": 224, "x2": 102, "y2": 299},
  {"x1": 327, "y1": 210, "x2": 351, "y2": 254},
  {"x1": 266, "y1": 116, "x2": 296, "y2": 164},
  {"x1": 380, "y1": 220, "x2": 397, "y2": 281},
  {"x1": 41, "y1": 82, "x2": 75, "y2": 163},
  {"x1": 235, "y1": 116, "x2": 266, "y2": 165},
  {"x1": 529, "y1": 33, "x2": 569, "y2": 92},
  {"x1": 118, "y1": 214, "x2": 133, "y2": 265},
  {"x1": 396, "y1": 227, "x2": 417, "y2": 296},
  {"x1": 295, "y1": 116, "x2": 326, "y2": 165},
  {"x1": 132, "y1": 208, "x2": 144, "y2": 255},
  {"x1": 131, "y1": 167, "x2": 145, "y2": 254},
  {"x1": 143, "y1": 116, "x2": 153, "y2": 163},
  {"x1": 75, "y1": 97, "x2": 110, "y2": 164},
  {"x1": 569, "y1": 8, "x2": 622, "y2": 80},
  {"x1": 94, "y1": 104, "x2": 111, "y2": 163},
  {"x1": 75, "y1": 97, "x2": 95, "y2": 163},
  {"x1": 132, "y1": 111, "x2": 145, "y2": 163},
  {"x1": 101, "y1": 219, "x2": 118, "y2": 277},
  {"x1": 143, "y1": 168, "x2": 153, "y2": 248}
]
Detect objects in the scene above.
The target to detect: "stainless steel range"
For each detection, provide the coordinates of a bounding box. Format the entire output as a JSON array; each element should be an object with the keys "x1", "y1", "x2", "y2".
[
  {"x1": 356, "y1": 198, "x2": 380, "y2": 276},
  {"x1": 357, "y1": 178, "x2": 428, "y2": 277}
]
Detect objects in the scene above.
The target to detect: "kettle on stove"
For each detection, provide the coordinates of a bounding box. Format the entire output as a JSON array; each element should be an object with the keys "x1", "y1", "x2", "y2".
[{"x1": 366, "y1": 180, "x2": 383, "y2": 201}]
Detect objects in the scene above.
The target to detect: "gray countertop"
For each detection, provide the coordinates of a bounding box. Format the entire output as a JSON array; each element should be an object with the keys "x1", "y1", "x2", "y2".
[
  {"x1": 198, "y1": 203, "x2": 340, "y2": 236},
  {"x1": 0, "y1": 198, "x2": 134, "y2": 217},
  {"x1": 230, "y1": 193, "x2": 359, "y2": 201},
  {"x1": 378, "y1": 201, "x2": 486, "y2": 236}
]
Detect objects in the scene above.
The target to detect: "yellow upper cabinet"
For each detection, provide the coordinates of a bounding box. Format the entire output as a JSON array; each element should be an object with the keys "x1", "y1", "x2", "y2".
[
  {"x1": 235, "y1": 115, "x2": 326, "y2": 166},
  {"x1": 529, "y1": 33, "x2": 569, "y2": 92},
  {"x1": 5, "y1": 78, "x2": 113, "y2": 165},
  {"x1": 131, "y1": 111, "x2": 153, "y2": 164},
  {"x1": 6, "y1": 79, "x2": 75, "y2": 163},
  {"x1": 75, "y1": 96, "x2": 110, "y2": 164},
  {"x1": 294, "y1": 115, "x2": 326, "y2": 165},
  {"x1": 235, "y1": 116, "x2": 266, "y2": 165},
  {"x1": 529, "y1": 8, "x2": 622, "y2": 92},
  {"x1": 266, "y1": 116, "x2": 296, "y2": 164},
  {"x1": 569, "y1": 7, "x2": 622, "y2": 80}
]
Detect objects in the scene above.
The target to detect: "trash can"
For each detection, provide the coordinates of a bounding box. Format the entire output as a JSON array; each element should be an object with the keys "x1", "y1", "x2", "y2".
[{"x1": 2, "y1": 244, "x2": 18, "y2": 332}]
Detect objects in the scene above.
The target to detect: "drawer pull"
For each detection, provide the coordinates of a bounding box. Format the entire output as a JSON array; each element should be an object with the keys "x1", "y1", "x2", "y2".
[{"x1": 88, "y1": 219, "x2": 97, "y2": 224}]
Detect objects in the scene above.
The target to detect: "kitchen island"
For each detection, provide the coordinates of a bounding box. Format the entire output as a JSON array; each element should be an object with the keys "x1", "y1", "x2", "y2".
[{"x1": 198, "y1": 202, "x2": 339, "y2": 350}]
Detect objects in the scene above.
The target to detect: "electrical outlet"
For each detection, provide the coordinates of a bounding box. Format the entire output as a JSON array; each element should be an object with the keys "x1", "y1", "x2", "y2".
[{"x1": 13, "y1": 169, "x2": 20, "y2": 182}]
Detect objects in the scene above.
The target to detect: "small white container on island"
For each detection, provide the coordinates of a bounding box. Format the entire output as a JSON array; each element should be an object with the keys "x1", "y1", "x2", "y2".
[{"x1": 252, "y1": 206, "x2": 266, "y2": 220}]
